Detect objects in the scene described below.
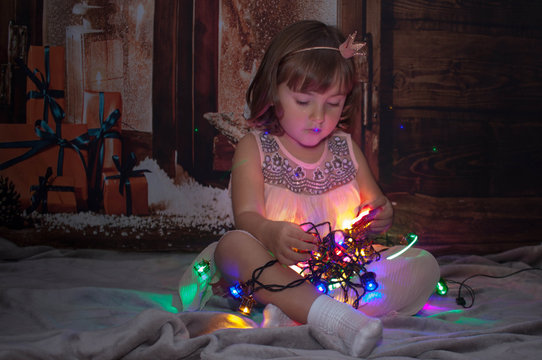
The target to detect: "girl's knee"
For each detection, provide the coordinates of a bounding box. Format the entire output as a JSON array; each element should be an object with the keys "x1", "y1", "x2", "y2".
[
  {"x1": 216, "y1": 231, "x2": 258, "y2": 260},
  {"x1": 215, "y1": 230, "x2": 270, "y2": 281}
]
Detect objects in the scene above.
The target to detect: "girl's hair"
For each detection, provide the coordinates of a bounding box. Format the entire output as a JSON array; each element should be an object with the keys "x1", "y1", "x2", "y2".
[{"x1": 246, "y1": 20, "x2": 359, "y2": 135}]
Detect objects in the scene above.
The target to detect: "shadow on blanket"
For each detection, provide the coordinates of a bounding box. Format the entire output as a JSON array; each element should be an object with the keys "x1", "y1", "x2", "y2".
[{"x1": 0, "y1": 238, "x2": 541, "y2": 359}]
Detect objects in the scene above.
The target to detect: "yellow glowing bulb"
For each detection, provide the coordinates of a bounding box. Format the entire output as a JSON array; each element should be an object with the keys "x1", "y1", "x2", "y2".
[
  {"x1": 289, "y1": 264, "x2": 303, "y2": 274},
  {"x1": 238, "y1": 296, "x2": 255, "y2": 316},
  {"x1": 342, "y1": 208, "x2": 371, "y2": 229}
]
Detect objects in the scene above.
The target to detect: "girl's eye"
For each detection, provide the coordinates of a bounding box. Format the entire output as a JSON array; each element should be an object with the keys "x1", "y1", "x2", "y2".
[
  {"x1": 327, "y1": 102, "x2": 341, "y2": 107},
  {"x1": 296, "y1": 100, "x2": 309, "y2": 106}
]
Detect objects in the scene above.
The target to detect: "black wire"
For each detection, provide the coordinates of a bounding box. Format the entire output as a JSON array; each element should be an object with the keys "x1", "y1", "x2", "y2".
[
  {"x1": 447, "y1": 267, "x2": 542, "y2": 308},
  {"x1": 240, "y1": 220, "x2": 382, "y2": 309},
  {"x1": 245, "y1": 259, "x2": 308, "y2": 293}
]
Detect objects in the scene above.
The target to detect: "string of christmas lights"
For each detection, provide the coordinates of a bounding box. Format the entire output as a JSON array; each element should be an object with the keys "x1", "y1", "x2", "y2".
[{"x1": 223, "y1": 209, "x2": 386, "y2": 315}]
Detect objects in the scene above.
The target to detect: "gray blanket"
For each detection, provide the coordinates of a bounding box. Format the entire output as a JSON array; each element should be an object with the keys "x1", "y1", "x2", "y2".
[{"x1": 1, "y1": 238, "x2": 541, "y2": 359}]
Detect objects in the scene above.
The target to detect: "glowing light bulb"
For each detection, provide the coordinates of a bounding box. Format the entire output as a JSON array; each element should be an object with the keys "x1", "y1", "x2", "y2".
[
  {"x1": 289, "y1": 264, "x2": 304, "y2": 274},
  {"x1": 436, "y1": 278, "x2": 448, "y2": 296},
  {"x1": 361, "y1": 272, "x2": 378, "y2": 292},
  {"x1": 229, "y1": 283, "x2": 243, "y2": 299},
  {"x1": 334, "y1": 231, "x2": 345, "y2": 246},
  {"x1": 386, "y1": 232, "x2": 418, "y2": 260},
  {"x1": 238, "y1": 295, "x2": 255, "y2": 316},
  {"x1": 314, "y1": 280, "x2": 328, "y2": 293},
  {"x1": 342, "y1": 208, "x2": 371, "y2": 229},
  {"x1": 194, "y1": 259, "x2": 211, "y2": 277}
]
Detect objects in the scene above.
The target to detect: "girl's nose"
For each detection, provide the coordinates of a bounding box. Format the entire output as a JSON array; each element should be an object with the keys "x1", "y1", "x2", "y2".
[{"x1": 310, "y1": 104, "x2": 325, "y2": 124}]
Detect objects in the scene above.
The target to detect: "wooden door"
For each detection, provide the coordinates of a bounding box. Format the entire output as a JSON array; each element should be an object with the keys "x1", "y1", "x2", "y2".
[
  {"x1": 153, "y1": 0, "x2": 219, "y2": 183},
  {"x1": 367, "y1": 0, "x2": 542, "y2": 197}
]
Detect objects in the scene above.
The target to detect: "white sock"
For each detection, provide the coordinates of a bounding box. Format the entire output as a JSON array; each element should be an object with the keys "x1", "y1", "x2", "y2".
[
  {"x1": 261, "y1": 303, "x2": 300, "y2": 328},
  {"x1": 307, "y1": 295, "x2": 382, "y2": 357}
]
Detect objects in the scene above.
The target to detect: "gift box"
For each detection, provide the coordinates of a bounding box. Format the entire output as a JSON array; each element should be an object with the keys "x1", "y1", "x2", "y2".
[
  {"x1": 46, "y1": 176, "x2": 77, "y2": 213},
  {"x1": 27, "y1": 167, "x2": 77, "y2": 213},
  {"x1": 0, "y1": 123, "x2": 89, "y2": 210},
  {"x1": 83, "y1": 91, "x2": 122, "y2": 210},
  {"x1": 24, "y1": 45, "x2": 66, "y2": 124},
  {"x1": 102, "y1": 153, "x2": 149, "y2": 216}
]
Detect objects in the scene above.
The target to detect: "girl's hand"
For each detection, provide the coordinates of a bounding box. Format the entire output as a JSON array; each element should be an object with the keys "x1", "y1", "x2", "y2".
[
  {"x1": 361, "y1": 196, "x2": 393, "y2": 235},
  {"x1": 264, "y1": 221, "x2": 318, "y2": 265}
]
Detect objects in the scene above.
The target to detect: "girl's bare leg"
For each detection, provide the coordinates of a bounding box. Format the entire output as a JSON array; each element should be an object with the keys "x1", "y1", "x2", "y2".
[
  {"x1": 214, "y1": 231, "x2": 383, "y2": 357},
  {"x1": 214, "y1": 231, "x2": 320, "y2": 323}
]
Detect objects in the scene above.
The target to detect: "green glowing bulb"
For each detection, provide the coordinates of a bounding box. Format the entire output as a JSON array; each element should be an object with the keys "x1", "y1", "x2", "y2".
[
  {"x1": 386, "y1": 232, "x2": 418, "y2": 260},
  {"x1": 194, "y1": 260, "x2": 210, "y2": 276},
  {"x1": 436, "y1": 278, "x2": 448, "y2": 295}
]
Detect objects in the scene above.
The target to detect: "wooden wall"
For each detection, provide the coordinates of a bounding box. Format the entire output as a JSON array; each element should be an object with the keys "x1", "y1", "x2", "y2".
[
  {"x1": 377, "y1": 0, "x2": 542, "y2": 197},
  {"x1": 0, "y1": 0, "x2": 42, "y2": 124}
]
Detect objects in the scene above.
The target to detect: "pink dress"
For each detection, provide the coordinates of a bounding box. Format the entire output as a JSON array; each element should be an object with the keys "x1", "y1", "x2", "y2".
[
  {"x1": 179, "y1": 130, "x2": 440, "y2": 317},
  {"x1": 256, "y1": 129, "x2": 361, "y2": 232}
]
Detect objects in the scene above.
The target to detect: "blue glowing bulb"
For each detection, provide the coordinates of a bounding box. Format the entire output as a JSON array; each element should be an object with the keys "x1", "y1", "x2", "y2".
[
  {"x1": 229, "y1": 283, "x2": 243, "y2": 299},
  {"x1": 314, "y1": 280, "x2": 328, "y2": 294},
  {"x1": 361, "y1": 272, "x2": 378, "y2": 292}
]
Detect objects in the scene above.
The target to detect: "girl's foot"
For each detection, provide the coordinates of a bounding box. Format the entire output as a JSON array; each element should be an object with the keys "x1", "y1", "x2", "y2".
[{"x1": 307, "y1": 295, "x2": 382, "y2": 357}]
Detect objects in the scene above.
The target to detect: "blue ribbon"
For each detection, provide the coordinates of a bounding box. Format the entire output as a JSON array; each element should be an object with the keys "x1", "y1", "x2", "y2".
[
  {"x1": 15, "y1": 46, "x2": 65, "y2": 125},
  {"x1": 0, "y1": 120, "x2": 89, "y2": 177},
  {"x1": 104, "y1": 152, "x2": 149, "y2": 216},
  {"x1": 26, "y1": 167, "x2": 53, "y2": 213},
  {"x1": 86, "y1": 92, "x2": 122, "y2": 209},
  {"x1": 34, "y1": 120, "x2": 89, "y2": 176},
  {"x1": 26, "y1": 167, "x2": 75, "y2": 214}
]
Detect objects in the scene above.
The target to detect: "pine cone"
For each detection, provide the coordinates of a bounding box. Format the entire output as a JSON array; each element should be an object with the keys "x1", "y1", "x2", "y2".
[{"x1": 0, "y1": 175, "x2": 23, "y2": 229}]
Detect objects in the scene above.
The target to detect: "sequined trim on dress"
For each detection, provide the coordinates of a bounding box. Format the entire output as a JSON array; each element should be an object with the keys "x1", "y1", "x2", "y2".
[{"x1": 260, "y1": 132, "x2": 356, "y2": 195}]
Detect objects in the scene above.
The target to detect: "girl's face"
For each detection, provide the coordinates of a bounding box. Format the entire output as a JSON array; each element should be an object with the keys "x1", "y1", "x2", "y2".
[
  {"x1": 278, "y1": 82, "x2": 346, "y2": 147},
  {"x1": 276, "y1": 82, "x2": 346, "y2": 148}
]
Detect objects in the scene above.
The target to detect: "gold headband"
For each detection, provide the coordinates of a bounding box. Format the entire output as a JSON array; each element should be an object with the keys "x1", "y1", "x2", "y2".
[{"x1": 290, "y1": 31, "x2": 366, "y2": 59}]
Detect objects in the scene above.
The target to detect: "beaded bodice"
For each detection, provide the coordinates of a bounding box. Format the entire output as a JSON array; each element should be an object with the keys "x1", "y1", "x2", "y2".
[{"x1": 258, "y1": 131, "x2": 357, "y2": 195}]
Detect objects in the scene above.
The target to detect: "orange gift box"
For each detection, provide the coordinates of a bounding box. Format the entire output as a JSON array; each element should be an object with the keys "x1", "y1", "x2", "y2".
[
  {"x1": 25, "y1": 46, "x2": 66, "y2": 124},
  {"x1": 102, "y1": 170, "x2": 149, "y2": 216},
  {"x1": 28, "y1": 171, "x2": 77, "y2": 213},
  {"x1": 0, "y1": 124, "x2": 89, "y2": 210},
  {"x1": 83, "y1": 91, "x2": 123, "y2": 210},
  {"x1": 46, "y1": 176, "x2": 77, "y2": 213},
  {"x1": 83, "y1": 91, "x2": 122, "y2": 170}
]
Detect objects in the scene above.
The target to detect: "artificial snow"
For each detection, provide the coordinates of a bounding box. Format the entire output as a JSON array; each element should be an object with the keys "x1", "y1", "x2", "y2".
[
  {"x1": 136, "y1": 157, "x2": 233, "y2": 227},
  {"x1": 31, "y1": 158, "x2": 234, "y2": 236}
]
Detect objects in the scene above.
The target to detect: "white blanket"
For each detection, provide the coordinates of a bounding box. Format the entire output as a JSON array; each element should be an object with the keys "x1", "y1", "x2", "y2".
[{"x1": 1, "y1": 238, "x2": 541, "y2": 359}]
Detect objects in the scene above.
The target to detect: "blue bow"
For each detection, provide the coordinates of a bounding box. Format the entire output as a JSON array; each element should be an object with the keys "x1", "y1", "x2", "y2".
[
  {"x1": 16, "y1": 46, "x2": 65, "y2": 125},
  {"x1": 104, "y1": 153, "x2": 150, "y2": 216}
]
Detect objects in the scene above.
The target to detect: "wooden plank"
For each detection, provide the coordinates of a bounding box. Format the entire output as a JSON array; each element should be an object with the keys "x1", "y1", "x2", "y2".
[
  {"x1": 385, "y1": 108, "x2": 542, "y2": 196},
  {"x1": 380, "y1": 1, "x2": 542, "y2": 197},
  {"x1": 388, "y1": 193, "x2": 542, "y2": 257},
  {"x1": 337, "y1": 0, "x2": 365, "y2": 149},
  {"x1": 0, "y1": 0, "x2": 43, "y2": 124},
  {"x1": 193, "y1": 0, "x2": 219, "y2": 183},
  {"x1": 365, "y1": 0, "x2": 383, "y2": 180},
  {"x1": 152, "y1": 0, "x2": 179, "y2": 178},
  {"x1": 391, "y1": 31, "x2": 542, "y2": 111},
  {"x1": 391, "y1": 0, "x2": 542, "y2": 37},
  {"x1": 177, "y1": 0, "x2": 195, "y2": 175}
]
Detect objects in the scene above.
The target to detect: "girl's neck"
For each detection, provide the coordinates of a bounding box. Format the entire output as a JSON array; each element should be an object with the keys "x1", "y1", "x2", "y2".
[{"x1": 277, "y1": 132, "x2": 327, "y2": 164}]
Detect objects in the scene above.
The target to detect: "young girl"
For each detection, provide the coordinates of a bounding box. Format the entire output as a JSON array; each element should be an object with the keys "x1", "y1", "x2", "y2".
[{"x1": 179, "y1": 20, "x2": 440, "y2": 357}]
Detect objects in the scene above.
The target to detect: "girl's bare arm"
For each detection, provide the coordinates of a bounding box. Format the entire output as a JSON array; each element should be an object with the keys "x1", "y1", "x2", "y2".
[{"x1": 230, "y1": 134, "x2": 316, "y2": 265}]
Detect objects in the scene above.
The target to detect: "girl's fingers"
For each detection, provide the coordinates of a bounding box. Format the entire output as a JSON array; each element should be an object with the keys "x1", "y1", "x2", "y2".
[{"x1": 292, "y1": 239, "x2": 318, "y2": 253}]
